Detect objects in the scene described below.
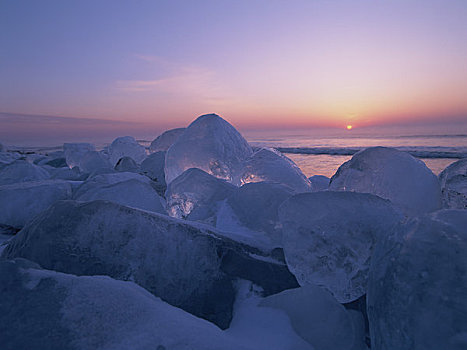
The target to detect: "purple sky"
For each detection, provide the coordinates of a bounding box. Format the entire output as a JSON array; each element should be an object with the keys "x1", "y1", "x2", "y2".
[{"x1": 1, "y1": 0, "x2": 466, "y2": 138}]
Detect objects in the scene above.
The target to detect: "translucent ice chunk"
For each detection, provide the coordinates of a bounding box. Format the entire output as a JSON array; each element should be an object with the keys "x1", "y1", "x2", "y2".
[
  {"x1": 165, "y1": 114, "x2": 252, "y2": 184},
  {"x1": 149, "y1": 127, "x2": 186, "y2": 153},
  {"x1": 216, "y1": 182, "x2": 295, "y2": 247},
  {"x1": 108, "y1": 136, "x2": 146, "y2": 166},
  {"x1": 439, "y1": 158, "x2": 467, "y2": 209},
  {"x1": 237, "y1": 148, "x2": 312, "y2": 192},
  {"x1": 367, "y1": 209, "x2": 467, "y2": 350},
  {"x1": 165, "y1": 168, "x2": 236, "y2": 221},
  {"x1": 330, "y1": 147, "x2": 441, "y2": 216},
  {"x1": 63, "y1": 143, "x2": 96, "y2": 168},
  {"x1": 279, "y1": 191, "x2": 403, "y2": 303}
]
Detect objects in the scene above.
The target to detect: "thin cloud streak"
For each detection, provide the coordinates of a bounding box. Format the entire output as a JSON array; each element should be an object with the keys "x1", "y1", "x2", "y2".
[{"x1": 114, "y1": 61, "x2": 232, "y2": 108}]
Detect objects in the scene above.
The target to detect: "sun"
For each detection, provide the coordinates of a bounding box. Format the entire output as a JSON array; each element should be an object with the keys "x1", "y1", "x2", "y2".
[{"x1": 346, "y1": 125, "x2": 353, "y2": 130}]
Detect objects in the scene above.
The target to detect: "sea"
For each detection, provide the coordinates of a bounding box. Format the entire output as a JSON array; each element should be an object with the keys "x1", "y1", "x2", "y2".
[
  {"x1": 6, "y1": 125, "x2": 467, "y2": 179},
  {"x1": 241, "y1": 127, "x2": 467, "y2": 178}
]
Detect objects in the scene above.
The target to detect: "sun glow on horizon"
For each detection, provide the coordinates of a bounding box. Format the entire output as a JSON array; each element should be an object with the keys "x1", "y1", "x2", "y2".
[{"x1": 1, "y1": 1, "x2": 466, "y2": 131}]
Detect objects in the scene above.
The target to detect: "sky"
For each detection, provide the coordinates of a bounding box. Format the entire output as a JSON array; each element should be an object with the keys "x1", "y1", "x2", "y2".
[{"x1": 1, "y1": 0, "x2": 466, "y2": 140}]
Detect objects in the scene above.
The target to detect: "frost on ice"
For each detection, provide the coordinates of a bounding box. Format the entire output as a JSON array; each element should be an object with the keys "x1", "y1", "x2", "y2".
[
  {"x1": 75, "y1": 179, "x2": 166, "y2": 214},
  {"x1": 0, "y1": 180, "x2": 72, "y2": 229},
  {"x1": 367, "y1": 209, "x2": 467, "y2": 350},
  {"x1": 279, "y1": 191, "x2": 403, "y2": 303},
  {"x1": 2, "y1": 200, "x2": 298, "y2": 329},
  {"x1": 329, "y1": 147, "x2": 442, "y2": 216},
  {"x1": 0, "y1": 150, "x2": 21, "y2": 168},
  {"x1": 149, "y1": 127, "x2": 186, "y2": 153},
  {"x1": 236, "y1": 148, "x2": 312, "y2": 192},
  {"x1": 165, "y1": 168, "x2": 236, "y2": 222},
  {"x1": 216, "y1": 182, "x2": 295, "y2": 248},
  {"x1": 72, "y1": 172, "x2": 151, "y2": 199},
  {"x1": 0, "y1": 259, "x2": 251, "y2": 350},
  {"x1": 47, "y1": 166, "x2": 84, "y2": 181},
  {"x1": 0, "y1": 160, "x2": 51, "y2": 186},
  {"x1": 165, "y1": 114, "x2": 252, "y2": 184},
  {"x1": 108, "y1": 136, "x2": 147, "y2": 166},
  {"x1": 439, "y1": 158, "x2": 467, "y2": 209}
]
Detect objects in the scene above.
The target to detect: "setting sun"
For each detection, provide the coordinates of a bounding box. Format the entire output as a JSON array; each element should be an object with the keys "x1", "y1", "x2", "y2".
[{"x1": 346, "y1": 125, "x2": 353, "y2": 130}]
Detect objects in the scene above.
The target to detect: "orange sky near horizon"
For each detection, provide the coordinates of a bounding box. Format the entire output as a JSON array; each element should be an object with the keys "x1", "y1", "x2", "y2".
[{"x1": 1, "y1": 1, "x2": 466, "y2": 132}]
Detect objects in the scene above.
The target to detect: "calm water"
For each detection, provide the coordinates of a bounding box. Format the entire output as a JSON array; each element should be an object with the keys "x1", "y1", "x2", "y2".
[{"x1": 242, "y1": 128, "x2": 467, "y2": 178}]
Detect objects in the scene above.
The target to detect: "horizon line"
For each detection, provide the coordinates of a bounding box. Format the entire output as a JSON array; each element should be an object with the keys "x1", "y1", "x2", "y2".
[{"x1": 1, "y1": 110, "x2": 466, "y2": 131}]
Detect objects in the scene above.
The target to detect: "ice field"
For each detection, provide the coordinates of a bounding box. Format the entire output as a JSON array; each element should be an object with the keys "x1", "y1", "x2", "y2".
[{"x1": 0, "y1": 114, "x2": 466, "y2": 350}]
